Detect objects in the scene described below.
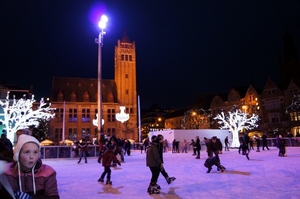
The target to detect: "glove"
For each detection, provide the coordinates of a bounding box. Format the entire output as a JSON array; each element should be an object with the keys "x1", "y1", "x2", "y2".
[{"x1": 15, "y1": 191, "x2": 32, "y2": 199}]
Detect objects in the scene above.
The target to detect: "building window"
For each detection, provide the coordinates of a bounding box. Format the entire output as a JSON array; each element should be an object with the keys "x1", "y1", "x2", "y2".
[
  {"x1": 55, "y1": 108, "x2": 64, "y2": 122},
  {"x1": 106, "y1": 128, "x2": 116, "y2": 136},
  {"x1": 125, "y1": 55, "x2": 128, "y2": 61},
  {"x1": 107, "y1": 109, "x2": 115, "y2": 122},
  {"x1": 125, "y1": 74, "x2": 128, "y2": 78},
  {"x1": 82, "y1": 128, "x2": 90, "y2": 140},
  {"x1": 125, "y1": 90, "x2": 129, "y2": 94},
  {"x1": 82, "y1": 108, "x2": 90, "y2": 122},
  {"x1": 121, "y1": 54, "x2": 124, "y2": 60},
  {"x1": 55, "y1": 128, "x2": 62, "y2": 142},
  {"x1": 68, "y1": 128, "x2": 77, "y2": 140},
  {"x1": 129, "y1": 55, "x2": 132, "y2": 61},
  {"x1": 69, "y1": 109, "x2": 77, "y2": 122}
]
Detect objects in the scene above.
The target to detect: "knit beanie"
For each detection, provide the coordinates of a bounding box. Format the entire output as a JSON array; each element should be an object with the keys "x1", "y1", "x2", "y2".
[{"x1": 13, "y1": 134, "x2": 41, "y2": 161}]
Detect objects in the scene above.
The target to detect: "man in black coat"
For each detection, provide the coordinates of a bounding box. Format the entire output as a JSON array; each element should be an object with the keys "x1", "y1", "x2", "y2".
[{"x1": 195, "y1": 136, "x2": 201, "y2": 159}]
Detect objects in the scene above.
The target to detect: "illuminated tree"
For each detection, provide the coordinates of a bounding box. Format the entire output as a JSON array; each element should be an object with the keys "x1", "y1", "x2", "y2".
[
  {"x1": 0, "y1": 92, "x2": 55, "y2": 144},
  {"x1": 213, "y1": 108, "x2": 259, "y2": 147},
  {"x1": 182, "y1": 109, "x2": 211, "y2": 129}
]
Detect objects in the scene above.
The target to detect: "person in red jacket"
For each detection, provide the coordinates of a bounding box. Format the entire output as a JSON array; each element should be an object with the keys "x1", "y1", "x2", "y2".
[{"x1": 97, "y1": 146, "x2": 121, "y2": 185}]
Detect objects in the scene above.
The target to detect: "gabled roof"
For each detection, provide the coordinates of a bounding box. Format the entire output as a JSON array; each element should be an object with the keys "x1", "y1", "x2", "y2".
[{"x1": 51, "y1": 76, "x2": 118, "y2": 103}]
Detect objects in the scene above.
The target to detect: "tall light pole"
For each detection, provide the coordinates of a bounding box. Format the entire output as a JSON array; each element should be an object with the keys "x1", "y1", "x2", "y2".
[{"x1": 95, "y1": 15, "x2": 108, "y2": 142}]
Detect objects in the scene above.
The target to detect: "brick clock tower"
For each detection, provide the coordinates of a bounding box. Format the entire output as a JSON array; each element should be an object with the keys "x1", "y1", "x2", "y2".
[{"x1": 114, "y1": 32, "x2": 138, "y2": 140}]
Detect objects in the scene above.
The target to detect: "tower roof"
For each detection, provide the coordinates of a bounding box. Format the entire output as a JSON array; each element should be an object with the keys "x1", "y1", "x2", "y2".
[{"x1": 121, "y1": 31, "x2": 131, "y2": 43}]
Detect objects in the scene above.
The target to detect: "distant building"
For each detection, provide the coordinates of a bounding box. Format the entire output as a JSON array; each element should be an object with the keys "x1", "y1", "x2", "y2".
[{"x1": 49, "y1": 33, "x2": 138, "y2": 143}]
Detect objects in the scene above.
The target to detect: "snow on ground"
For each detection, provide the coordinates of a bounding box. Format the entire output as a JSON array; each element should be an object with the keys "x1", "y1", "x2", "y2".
[{"x1": 43, "y1": 147, "x2": 300, "y2": 199}]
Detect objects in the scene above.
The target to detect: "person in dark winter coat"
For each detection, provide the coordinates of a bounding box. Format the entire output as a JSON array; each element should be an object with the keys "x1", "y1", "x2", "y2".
[
  {"x1": 97, "y1": 146, "x2": 121, "y2": 184},
  {"x1": 146, "y1": 136, "x2": 162, "y2": 194},
  {"x1": 255, "y1": 136, "x2": 261, "y2": 152},
  {"x1": 155, "y1": 135, "x2": 176, "y2": 187},
  {"x1": 77, "y1": 139, "x2": 88, "y2": 163},
  {"x1": 262, "y1": 133, "x2": 270, "y2": 150},
  {"x1": 195, "y1": 136, "x2": 201, "y2": 159},
  {"x1": 224, "y1": 136, "x2": 230, "y2": 151},
  {"x1": 278, "y1": 135, "x2": 286, "y2": 157},
  {"x1": 244, "y1": 133, "x2": 250, "y2": 150},
  {"x1": 204, "y1": 156, "x2": 226, "y2": 173},
  {"x1": 238, "y1": 140, "x2": 250, "y2": 160},
  {"x1": 124, "y1": 140, "x2": 131, "y2": 156},
  {"x1": 189, "y1": 139, "x2": 196, "y2": 155},
  {"x1": 207, "y1": 136, "x2": 221, "y2": 162}
]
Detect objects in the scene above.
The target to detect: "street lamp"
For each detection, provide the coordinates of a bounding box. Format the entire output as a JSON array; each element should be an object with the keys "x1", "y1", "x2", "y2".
[{"x1": 95, "y1": 15, "x2": 108, "y2": 141}]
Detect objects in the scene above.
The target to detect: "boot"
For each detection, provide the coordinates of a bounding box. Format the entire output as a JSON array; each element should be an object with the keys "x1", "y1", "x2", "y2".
[
  {"x1": 196, "y1": 155, "x2": 200, "y2": 159},
  {"x1": 166, "y1": 177, "x2": 176, "y2": 185},
  {"x1": 97, "y1": 178, "x2": 104, "y2": 182}
]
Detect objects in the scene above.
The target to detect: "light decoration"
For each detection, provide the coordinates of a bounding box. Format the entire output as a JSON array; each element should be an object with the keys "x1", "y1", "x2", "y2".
[
  {"x1": 181, "y1": 109, "x2": 211, "y2": 129},
  {"x1": 93, "y1": 114, "x2": 104, "y2": 126},
  {"x1": 0, "y1": 92, "x2": 55, "y2": 144},
  {"x1": 213, "y1": 108, "x2": 259, "y2": 148},
  {"x1": 116, "y1": 106, "x2": 129, "y2": 123},
  {"x1": 286, "y1": 94, "x2": 300, "y2": 113}
]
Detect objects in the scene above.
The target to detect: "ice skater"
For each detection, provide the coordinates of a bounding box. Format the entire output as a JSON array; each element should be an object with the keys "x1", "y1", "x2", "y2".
[
  {"x1": 204, "y1": 156, "x2": 226, "y2": 173},
  {"x1": 97, "y1": 146, "x2": 121, "y2": 185},
  {"x1": 146, "y1": 135, "x2": 162, "y2": 194},
  {"x1": 238, "y1": 140, "x2": 250, "y2": 160}
]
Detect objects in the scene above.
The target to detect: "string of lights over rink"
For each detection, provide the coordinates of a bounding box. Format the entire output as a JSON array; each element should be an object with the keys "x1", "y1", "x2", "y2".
[{"x1": 43, "y1": 147, "x2": 300, "y2": 199}]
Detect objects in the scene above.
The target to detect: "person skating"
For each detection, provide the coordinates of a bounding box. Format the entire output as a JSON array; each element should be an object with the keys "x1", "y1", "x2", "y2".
[
  {"x1": 153, "y1": 135, "x2": 176, "y2": 187},
  {"x1": 195, "y1": 136, "x2": 201, "y2": 159},
  {"x1": 262, "y1": 133, "x2": 270, "y2": 150},
  {"x1": 97, "y1": 145, "x2": 121, "y2": 185},
  {"x1": 224, "y1": 136, "x2": 230, "y2": 151},
  {"x1": 189, "y1": 139, "x2": 196, "y2": 155},
  {"x1": 255, "y1": 136, "x2": 261, "y2": 152},
  {"x1": 238, "y1": 140, "x2": 250, "y2": 160},
  {"x1": 77, "y1": 139, "x2": 88, "y2": 163},
  {"x1": 204, "y1": 156, "x2": 226, "y2": 173},
  {"x1": 146, "y1": 135, "x2": 162, "y2": 194}
]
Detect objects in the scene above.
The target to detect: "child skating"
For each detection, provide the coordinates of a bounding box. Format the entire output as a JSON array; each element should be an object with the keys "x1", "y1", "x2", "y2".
[
  {"x1": 97, "y1": 146, "x2": 121, "y2": 185},
  {"x1": 204, "y1": 156, "x2": 226, "y2": 173}
]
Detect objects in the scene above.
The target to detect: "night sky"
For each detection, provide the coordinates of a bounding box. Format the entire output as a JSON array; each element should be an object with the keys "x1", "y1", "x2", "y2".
[{"x1": 1, "y1": 1, "x2": 299, "y2": 109}]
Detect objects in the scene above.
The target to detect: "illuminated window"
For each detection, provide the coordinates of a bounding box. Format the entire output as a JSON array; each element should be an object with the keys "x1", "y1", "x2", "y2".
[
  {"x1": 69, "y1": 109, "x2": 77, "y2": 122},
  {"x1": 82, "y1": 108, "x2": 90, "y2": 122}
]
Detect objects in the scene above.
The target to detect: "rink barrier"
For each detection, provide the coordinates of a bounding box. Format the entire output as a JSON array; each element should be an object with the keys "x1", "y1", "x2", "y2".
[{"x1": 39, "y1": 137, "x2": 300, "y2": 159}]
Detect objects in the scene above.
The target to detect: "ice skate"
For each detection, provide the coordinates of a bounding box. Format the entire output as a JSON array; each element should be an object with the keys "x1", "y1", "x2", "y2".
[
  {"x1": 246, "y1": 154, "x2": 250, "y2": 160},
  {"x1": 147, "y1": 185, "x2": 160, "y2": 194},
  {"x1": 207, "y1": 168, "x2": 212, "y2": 173},
  {"x1": 154, "y1": 183, "x2": 161, "y2": 189},
  {"x1": 106, "y1": 180, "x2": 112, "y2": 185},
  {"x1": 219, "y1": 165, "x2": 226, "y2": 172},
  {"x1": 166, "y1": 177, "x2": 176, "y2": 185},
  {"x1": 97, "y1": 178, "x2": 104, "y2": 182}
]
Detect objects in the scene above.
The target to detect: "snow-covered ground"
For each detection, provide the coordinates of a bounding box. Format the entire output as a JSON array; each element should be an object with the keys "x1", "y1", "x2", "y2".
[{"x1": 43, "y1": 147, "x2": 300, "y2": 199}]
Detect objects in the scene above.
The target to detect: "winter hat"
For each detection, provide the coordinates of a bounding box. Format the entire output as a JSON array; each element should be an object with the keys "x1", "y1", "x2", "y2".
[
  {"x1": 157, "y1": 134, "x2": 164, "y2": 141},
  {"x1": 151, "y1": 135, "x2": 157, "y2": 142},
  {"x1": 13, "y1": 134, "x2": 41, "y2": 161}
]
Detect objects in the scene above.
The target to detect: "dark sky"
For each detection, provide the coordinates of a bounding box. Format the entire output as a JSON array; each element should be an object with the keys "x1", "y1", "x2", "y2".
[{"x1": 1, "y1": 1, "x2": 300, "y2": 109}]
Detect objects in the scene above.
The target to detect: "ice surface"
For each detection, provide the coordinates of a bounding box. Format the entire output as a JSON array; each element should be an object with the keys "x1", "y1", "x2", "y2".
[{"x1": 43, "y1": 147, "x2": 300, "y2": 199}]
